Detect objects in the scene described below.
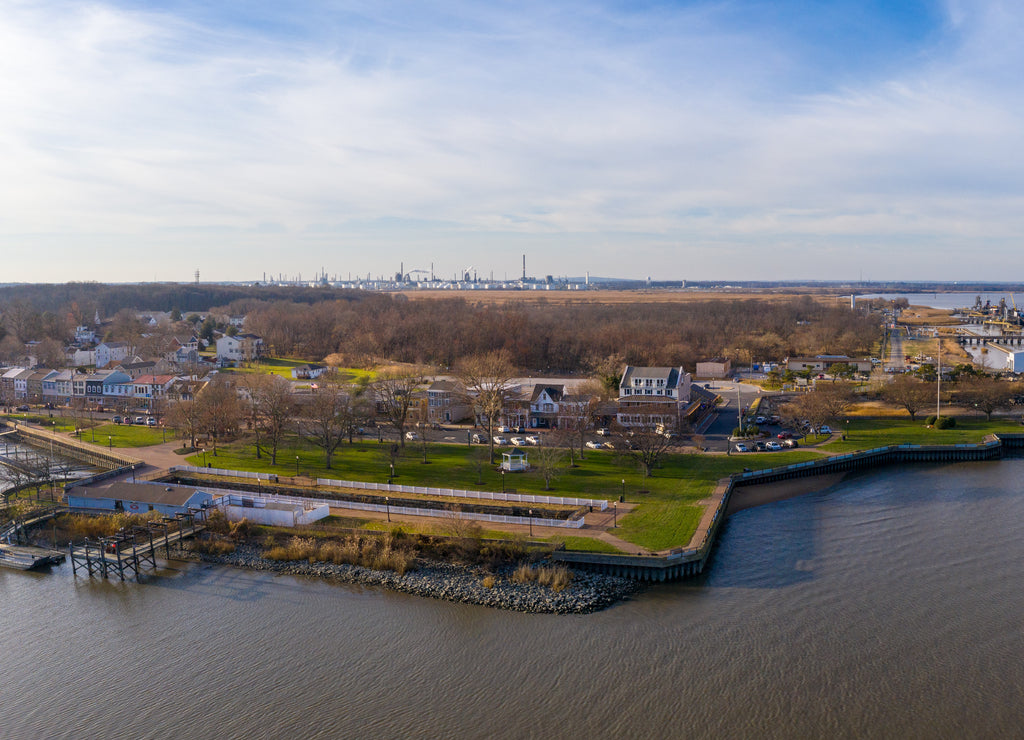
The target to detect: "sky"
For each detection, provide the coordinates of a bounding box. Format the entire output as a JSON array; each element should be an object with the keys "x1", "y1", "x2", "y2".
[{"x1": 2, "y1": 0, "x2": 1024, "y2": 284}]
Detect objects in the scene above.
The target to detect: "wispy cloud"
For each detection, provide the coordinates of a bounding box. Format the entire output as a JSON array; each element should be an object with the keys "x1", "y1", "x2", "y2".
[{"x1": 2, "y1": 0, "x2": 1024, "y2": 281}]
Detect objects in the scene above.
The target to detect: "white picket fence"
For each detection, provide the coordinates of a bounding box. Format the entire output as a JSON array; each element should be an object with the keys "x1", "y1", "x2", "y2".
[
  {"x1": 200, "y1": 486, "x2": 584, "y2": 529},
  {"x1": 172, "y1": 465, "x2": 607, "y2": 510}
]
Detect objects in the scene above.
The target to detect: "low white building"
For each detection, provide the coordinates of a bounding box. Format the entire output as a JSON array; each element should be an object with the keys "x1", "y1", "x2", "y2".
[
  {"x1": 218, "y1": 494, "x2": 329, "y2": 527},
  {"x1": 983, "y1": 344, "x2": 1024, "y2": 373},
  {"x1": 216, "y1": 334, "x2": 264, "y2": 364}
]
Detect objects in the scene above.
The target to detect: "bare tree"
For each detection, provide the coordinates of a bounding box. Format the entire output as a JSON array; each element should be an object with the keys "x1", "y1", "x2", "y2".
[
  {"x1": 374, "y1": 369, "x2": 425, "y2": 448},
  {"x1": 617, "y1": 416, "x2": 674, "y2": 477},
  {"x1": 196, "y1": 376, "x2": 242, "y2": 455},
  {"x1": 251, "y1": 374, "x2": 295, "y2": 465},
  {"x1": 530, "y1": 443, "x2": 565, "y2": 491},
  {"x1": 955, "y1": 376, "x2": 1016, "y2": 421},
  {"x1": 882, "y1": 375, "x2": 932, "y2": 421},
  {"x1": 457, "y1": 351, "x2": 517, "y2": 463},
  {"x1": 299, "y1": 373, "x2": 363, "y2": 468}
]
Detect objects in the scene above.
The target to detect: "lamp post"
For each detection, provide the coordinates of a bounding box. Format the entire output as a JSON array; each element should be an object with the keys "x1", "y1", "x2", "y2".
[
  {"x1": 528, "y1": 508, "x2": 533, "y2": 537},
  {"x1": 386, "y1": 496, "x2": 391, "y2": 522},
  {"x1": 613, "y1": 501, "x2": 617, "y2": 528},
  {"x1": 161, "y1": 423, "x2": 166, "y2": 443},
  {"x1": 501, "y1": 469, "x2": 505, "y2": 493},
  {"x1": 621, "y1": 478, "x2": 625, "y2": 501},
  {"x1": 108, "y1": 436, "x2": 112, "y2": 451},
  {"x1": 389, "y1": 462, "x2": 394, "y2": 484},
  {"x1": 295, "y1": 455, "x2": 300, "y2": 477}
]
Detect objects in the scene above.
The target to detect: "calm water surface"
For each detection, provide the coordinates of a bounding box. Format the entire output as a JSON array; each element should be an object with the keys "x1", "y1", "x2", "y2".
[{"x1": 2, "y1": 461, "x2": 1022, "y2": 739}]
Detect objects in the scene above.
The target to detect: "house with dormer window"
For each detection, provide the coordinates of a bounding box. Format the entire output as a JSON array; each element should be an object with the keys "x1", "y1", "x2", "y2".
[{"x1": 616, "y1": 366, "x2": 693, "y2": 429}]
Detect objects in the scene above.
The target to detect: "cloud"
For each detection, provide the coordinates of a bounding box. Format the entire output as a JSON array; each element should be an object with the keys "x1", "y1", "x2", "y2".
[{"x1": 2, "y1": 0, "x2": 1024, "y2": 281}]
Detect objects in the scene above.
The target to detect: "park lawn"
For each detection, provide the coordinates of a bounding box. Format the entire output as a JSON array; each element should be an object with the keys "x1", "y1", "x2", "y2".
[
  {"x1": 187, "y1": 438, "x2": 824, "y2": 551},
  {"x1": 219, "y1": 357, "x2": 377, "y2": 383},
  {"x1": 820, "y1": 417, "x2": 1024, "y2": 453},
  {"x1": 82, "y1": 423, "x2": 169, "y2": 448}
]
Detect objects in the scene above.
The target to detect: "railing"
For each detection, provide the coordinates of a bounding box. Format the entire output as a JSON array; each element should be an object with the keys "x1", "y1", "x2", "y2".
[
  {"x1": 203, "y1": 485, "x2": 584, "y2": 529},
  {"x1": 171, "y1": 465, "x2": 608, "y2": 510}
]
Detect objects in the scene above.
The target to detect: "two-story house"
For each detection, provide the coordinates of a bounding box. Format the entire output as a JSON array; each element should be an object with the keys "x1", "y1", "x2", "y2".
[
  {"x1": 426, "y1": 380, "x2": 470, "y2": 424},
  {"x1": 527, "y1": 385, "x2": 564, "y2": 429},
  {"x1": 215, "y1": 334, "x2": 264, "y2": 365},
  {"x1": 95, "y1": 341, "x2": 131, "y2": 369},
  {"x1": 133, "y1": 374, "x2": 176, "y2": 411}
]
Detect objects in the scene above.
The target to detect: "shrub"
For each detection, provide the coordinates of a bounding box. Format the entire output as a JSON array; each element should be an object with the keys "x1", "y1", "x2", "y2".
[
  {"x1": 536, "y1": 565, "x2": 573, "y2": 592},
  {"x1": 194, "y1": 537, "x2": 236, "y2": 555},
  {"x1": 925, "y1": 415, "x2": 937, "y2": 426},
  {"x1": 936, "y1": 416, "x2": 956, "y2": 429},
  {"x1": 511, "y1": 564, "x2": 536, "y2": 583},
  {"x1": 482, "y1": 575, "x2": 496, "y2": 589}
]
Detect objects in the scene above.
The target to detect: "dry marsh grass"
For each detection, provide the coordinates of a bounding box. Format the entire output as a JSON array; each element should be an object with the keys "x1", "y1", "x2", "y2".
[
  {"x1": 511, "y1": 564, "x2": 573, "y2": 592},
  {"x1": 263, "y1": 534, "x2": 417, "y2": 575}
]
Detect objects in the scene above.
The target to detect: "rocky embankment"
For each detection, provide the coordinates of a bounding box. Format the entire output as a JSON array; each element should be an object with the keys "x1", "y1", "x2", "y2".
[{"x1": 184, "y1": 543, "x2": 643, "y2": 614}]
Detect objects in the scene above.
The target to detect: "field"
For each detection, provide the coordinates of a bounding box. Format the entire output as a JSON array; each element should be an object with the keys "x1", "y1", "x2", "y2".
[
  {"x1": 216, "y1": 357, "x2": 375, "y2": 382},
  {"x1": 185, "y1": 437, "x2": 822, "y2": 552},
  {"x1": 402, "y1": 289, "x2": 849, "y2": 307},
  {"x1": 821, "y1": 416, "x2": 1023, "y2": 453}
]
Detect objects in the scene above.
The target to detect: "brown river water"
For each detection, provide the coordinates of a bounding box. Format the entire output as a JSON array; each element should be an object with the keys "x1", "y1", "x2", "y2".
[{"x1": 2, "y1": 459, "x2": 1022, "y2": 739}]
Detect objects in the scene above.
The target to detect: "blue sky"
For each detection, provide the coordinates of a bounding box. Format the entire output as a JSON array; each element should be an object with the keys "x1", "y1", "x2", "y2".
[{"x1": 2, "y1": 0, "x2": 1023, "y2": 283}]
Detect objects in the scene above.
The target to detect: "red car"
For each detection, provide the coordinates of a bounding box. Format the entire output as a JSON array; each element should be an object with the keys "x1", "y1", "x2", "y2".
[{"x1": 777, "y1": 431, "x2": 793, "y2": 439}]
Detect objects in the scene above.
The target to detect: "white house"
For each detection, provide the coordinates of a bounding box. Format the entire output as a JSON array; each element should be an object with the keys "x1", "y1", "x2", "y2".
[
  {"x1": 95, "y1": 342, "x2": 131, "y2": 369},
  {"x1": 66, "y1": 481, "x2": 215, "y2": 517},
  {"x1": 216, "y1": 334, "x2": 264, "y2": 364},
  {"x1": 616, "y1": 366, "x2": 693, "y2": 429}
]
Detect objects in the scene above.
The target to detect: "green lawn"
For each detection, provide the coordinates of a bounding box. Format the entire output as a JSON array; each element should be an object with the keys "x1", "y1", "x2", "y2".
[
  {"x1": 821, "y1": 417, "x2": 1024, "y2": 453},
  {"x1": 81, "y1": 423, "x2": 170, "y2": 448},
  {"x1": 217, "y1": 357, "x2": 376, "y2": 383},
  {"x1": 186, "y1": 437, "x2": 823, "y2": 551}
]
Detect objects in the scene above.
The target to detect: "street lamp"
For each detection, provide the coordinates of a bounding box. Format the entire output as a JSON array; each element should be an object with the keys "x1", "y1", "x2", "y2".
[
  {"x1": 613, "y1": 501, "x2": 618, "y2": 528},
  {"x1": 528, "y1": 508, "x2": 533, "y2": 537},
  {"x1": 389, "y1": 462, "x2": 394, "y2": 484},
  {"x1": 501, "y1": 469, "x2": 505, "y2": 493},
  {"x1": 386, "y1": 496, "x2": 391, "y2": 522},
  {"x1": 108, "y1": 436, "x2": 112, "y2": 451},
  {"x1": 295, "y1": 455, "x2": 300, "y2": 476},
  {"x1": 621, "y1": 478, "x2": 625, "y2": 501},
  {"x1": 161, "y1": 423, "x2": 166, "y2": 443}
]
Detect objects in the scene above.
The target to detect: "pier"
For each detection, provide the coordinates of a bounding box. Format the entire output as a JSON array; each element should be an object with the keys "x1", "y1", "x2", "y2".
[{"x1": 68, "y1": 510, "x2": 206, "y2": 580}]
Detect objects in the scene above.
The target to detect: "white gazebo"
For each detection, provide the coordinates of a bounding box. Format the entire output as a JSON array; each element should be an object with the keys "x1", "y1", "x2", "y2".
[{"x1": 501, "y1": 450, "x2": 530, "y2": 472}]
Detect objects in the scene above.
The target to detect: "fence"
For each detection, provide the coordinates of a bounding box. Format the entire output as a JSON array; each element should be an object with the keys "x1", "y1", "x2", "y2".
[
  {"x1": 199, "y1": 485, "x2": 584, "y2": 529},
  {"x1": 171, "y1": 465, "x2": 608, "y2": 510}
]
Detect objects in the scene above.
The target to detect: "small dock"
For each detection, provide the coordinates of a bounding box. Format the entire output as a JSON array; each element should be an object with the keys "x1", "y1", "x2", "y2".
[
  {"x1": 69, "y1": 511, "x2": 206, "y2": 581},
  {"x1": 0, "y1": 544, "x2": 66, "y2": 570}
]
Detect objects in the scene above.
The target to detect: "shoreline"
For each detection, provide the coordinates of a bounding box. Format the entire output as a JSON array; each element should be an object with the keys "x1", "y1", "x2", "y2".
[
  {"x1": 725, "y1": 473, "x2": 849, "y2": 515},
  {"x1": 181, "y1": 543, "x2": 645, "y2": 614}
]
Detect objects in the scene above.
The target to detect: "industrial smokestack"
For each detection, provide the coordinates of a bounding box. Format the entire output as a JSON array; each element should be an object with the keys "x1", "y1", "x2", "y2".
[{"x1": 523, "y1": 254, "x2": 526, "y2": 280}]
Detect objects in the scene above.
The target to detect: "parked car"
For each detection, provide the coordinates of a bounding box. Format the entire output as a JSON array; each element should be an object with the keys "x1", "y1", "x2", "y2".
[
  {"x1": 524, "y1": 435, "x2": 539, "y2": 445},
  {"x1": 596, "y1": 428, "x2": 611, "y2": 436},
  {"x1": 819, "y1": 425, "x2": 833, "y2": 435},
  {"x1": 497, "y1": 426, "x2": 512, "y2": 434},
  {"x1": 510, "y1": 437, "x2": 526, "y2": 446},
  {"x1": 471, "y1": 433, "x2": 485, "y2": 443},
  {"x1": 734, "y1": 443, "x2": 750, "y2": 452},
  {"x1": 755, "y1": 416, "x2": 766, "y2": 425},
  {"x1": 112, "y1": 416, "x2": 123, "y2": 424},
  {"x1": 15, "y1": 405, "x2": 29, "y2": 412},
  {"x1": 585, "y1": 440, "x2": 603, "y2": 449},
  {"x1": 493, "y1": 435, "x2": 509, "y2": 445},
  {"x1": 513, "y1": 426, "x2": 526, "y2": 434},
  {"x1": 146, "y1": 417, "x2": 157, "y2": 426},
  {"x1": 754, "y1": 440, "x2": 768, "y2": 451},
  {"x1": 782, "y1": 439, "x2": 800, "y2": 448},
  {"x1": 765, "y1": 441, "x2": 782, "y2": 451},
  {"x1": 777, "y1": 431, "x2": 792, "y2": 439},
  {"x1": 134, "y1": 417, "x2": 145, "y2": 425},
  {"x1": 405, "y1": 431, "x2": 419, "y2": 441}
]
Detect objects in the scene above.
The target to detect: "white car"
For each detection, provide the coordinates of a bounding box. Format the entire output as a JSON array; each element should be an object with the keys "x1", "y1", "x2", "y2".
[
  {"x1": 819, "y1": 425, "x2": 833, "y2": 435},
  {"x1": 595, "y1": 428, "x2": 611, "y2": 436},
  {"x1": 497, "y1": 426, "x2": 512, "y2": 434},
  {"x1": 586, "y1": 440, "x2": 604, "y2": 450},
  {"x1": 765, "y1": 441, "x2": 782, "y2": 451},
  {"x1": 493, "y1": 435, "x2": 509, "y2": 445},
  {"x1": 405, "y1": 431, "x2": 419, "y2": 441},
  {"x1": 524, "y1": 435, "x2": 540, "y2": 445},
  {"x1": 510, "y1": 436, "x2": 526, "y2": 446},
  {"x1": 734, "y1": 443, "x2": 750, "y2": 452}
]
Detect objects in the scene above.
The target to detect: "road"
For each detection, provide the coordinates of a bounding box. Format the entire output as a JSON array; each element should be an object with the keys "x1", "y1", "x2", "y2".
[{"x1": 887, "y1": 326, "x2": 906, "y2": 371}]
